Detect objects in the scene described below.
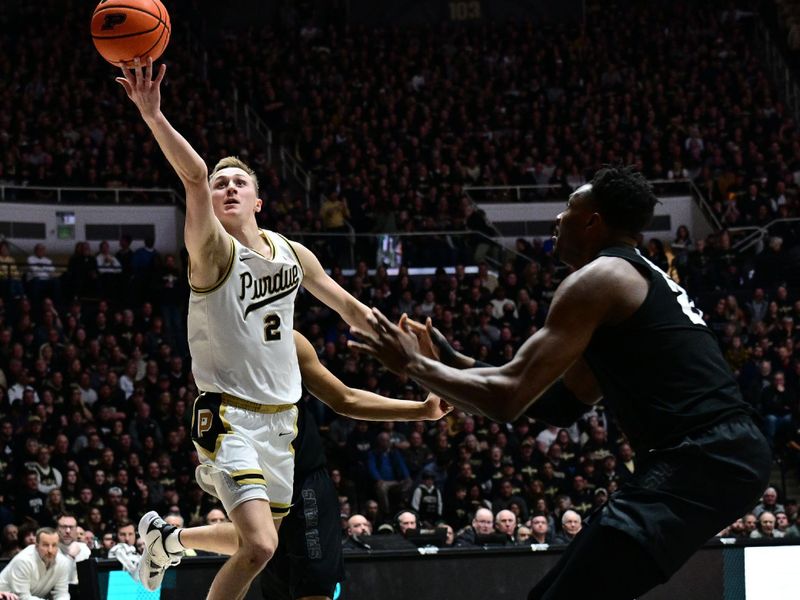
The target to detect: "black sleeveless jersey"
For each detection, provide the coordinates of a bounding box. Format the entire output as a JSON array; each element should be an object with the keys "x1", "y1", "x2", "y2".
[
  {"x1": 581, "y1": 245, "x2": 751, "y2": 452},
  {"x1": 291, "y1": 397, "x2": 327, "y2": 481}
]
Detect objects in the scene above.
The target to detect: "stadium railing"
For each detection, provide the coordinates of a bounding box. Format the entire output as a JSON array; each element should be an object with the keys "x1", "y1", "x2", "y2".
[
  {"x1": 279, "y1": 146, "x2": 313, "y2": 206},
  {"x1": 465, "y1": 178, "x2": 721, "y2": 230},
  {"x1": 241, "y1": 103, "x2": 273, "y2": 166},
  {"x1": 755, "y1": 18, "x2": 800, "y2": 121},
  {"x1": 290, "y1": 230, "x2": 534, "y2": 273},
  {"x1": 729, "y1": 217, "x2": 800, "y2": 252},
  {"x1": 0, "y1": 185, "x2": 182, "y2": 206}
]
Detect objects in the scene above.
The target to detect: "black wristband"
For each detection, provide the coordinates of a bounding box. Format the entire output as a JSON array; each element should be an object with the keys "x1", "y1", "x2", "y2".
[{"x1": 523, "y1": 379, "x2": 589, "y2": 427}]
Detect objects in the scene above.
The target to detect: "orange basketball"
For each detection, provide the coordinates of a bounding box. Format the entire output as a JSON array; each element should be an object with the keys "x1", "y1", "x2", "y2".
[{"x1": 91, "y1": 0, "x2": 171, "y2": 67}]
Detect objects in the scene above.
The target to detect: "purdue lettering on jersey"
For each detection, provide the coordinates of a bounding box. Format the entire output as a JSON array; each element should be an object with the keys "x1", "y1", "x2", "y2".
[
  {"x1": 188, "y1": 231, "x2": 304, "y2": 407},
  {"x1": 240, "y1": 265, "x2": 301, "y2": 318}
]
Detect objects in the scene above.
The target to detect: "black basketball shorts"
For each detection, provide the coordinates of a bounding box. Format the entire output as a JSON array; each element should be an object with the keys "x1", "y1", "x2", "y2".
[{"x1": 261, "y1": 467, "x2": 345, "y2": 599}]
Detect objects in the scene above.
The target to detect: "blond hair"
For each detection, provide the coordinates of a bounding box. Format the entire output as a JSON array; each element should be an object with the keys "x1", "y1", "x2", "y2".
[{"x1": 209, "y1": 156, "x2": 259, "y2": 195}]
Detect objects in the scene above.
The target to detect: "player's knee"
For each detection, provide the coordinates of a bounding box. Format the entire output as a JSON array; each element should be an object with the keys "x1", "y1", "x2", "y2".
[{"x1": 240, "y1": 539, "x2": 275, "y2": 569}]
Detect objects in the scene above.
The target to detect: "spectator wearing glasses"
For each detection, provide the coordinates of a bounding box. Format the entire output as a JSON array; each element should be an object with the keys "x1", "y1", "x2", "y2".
[{"x1": 56, "y1": 513, "x2": 91, "y2": 585}]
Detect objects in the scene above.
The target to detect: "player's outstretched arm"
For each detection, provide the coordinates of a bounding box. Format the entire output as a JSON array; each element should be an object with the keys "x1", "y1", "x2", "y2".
[
  {"x1": 288, "y1": 241, "x2": 373, "y2": 332},
  {"x1": 350, "y1": 260, "x2": 630, "y2": 422},
  {"x1": 115, "y1": 59, "x2": 206, "y2": 186},
  {"x1": 293, "y1": 331, "x2": 451, "y2": 421},
  {"x1": 404, "y1": 315, "x2": 602, "y2": 426},
  {"x1": 116, "y1": 59, "x2": 228, "y2": 279}
]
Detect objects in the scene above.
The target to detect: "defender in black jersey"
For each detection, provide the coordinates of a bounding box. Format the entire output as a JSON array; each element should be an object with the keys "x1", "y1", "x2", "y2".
[
  {"x1": 257, "y1": 332, "x2": 450, "y2": 600},
  {"x1": 260, "y1": 403, "x2": 343, "y2": 600},
  {"x1": 351, "y1": 167, "x2": 771, "y2": 599}
]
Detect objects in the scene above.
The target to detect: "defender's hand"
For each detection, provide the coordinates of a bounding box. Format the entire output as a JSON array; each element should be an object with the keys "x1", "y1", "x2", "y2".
[
  {"x1": 349, "y1": 308, "x2": 421, "y2": 375},
  {"x1": 399, "y1": 315, "x2": 440, "y2": 361}
]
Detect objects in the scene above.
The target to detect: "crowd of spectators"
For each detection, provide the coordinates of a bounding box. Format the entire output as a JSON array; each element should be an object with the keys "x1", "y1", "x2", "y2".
[
  {"x1": 0, "y1": 1, "x2": 290, "y2": 212},
  {"x1": 4, "y1": 2, "x2": 800, "y2": 266},
  {"x1": 0, "y1": 0, "x2": 799, "y2": 568},
  {"x1": 0, "y1": 0, "x2": 238, "y2": 187},
  {"x1": 0, "y1": 212, "x2": 796, "y2": 558},
  {"x1": 212, "y1": 1, "x2": 800, "y2": 234}
]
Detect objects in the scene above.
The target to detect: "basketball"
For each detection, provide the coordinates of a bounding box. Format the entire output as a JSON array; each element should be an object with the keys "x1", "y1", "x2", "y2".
[{"x1": 91, "y1": 0, "x2": 171, "y2": 66}]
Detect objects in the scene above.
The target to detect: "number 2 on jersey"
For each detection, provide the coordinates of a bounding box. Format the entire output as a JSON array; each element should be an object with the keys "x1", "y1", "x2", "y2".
[
  {"x1": 641, "y1": 255, "x2": 705, "y2": 325},
  {"x1": 263, "y1": 314, "x2": 281, "y2": 342},
  {"x1": 666, "y1": 279, "x2": 705, "y2": 326}
]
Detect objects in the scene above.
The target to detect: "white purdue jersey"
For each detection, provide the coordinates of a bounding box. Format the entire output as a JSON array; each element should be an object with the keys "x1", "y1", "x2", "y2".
[{"x1": 188, "y1": 230, "x2": 304, "y2": 406}]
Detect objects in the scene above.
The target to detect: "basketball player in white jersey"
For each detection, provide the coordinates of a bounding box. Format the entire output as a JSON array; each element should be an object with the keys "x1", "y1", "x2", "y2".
[{"x1": 115, "y1": 60, "x2": 376, "y2": 598}]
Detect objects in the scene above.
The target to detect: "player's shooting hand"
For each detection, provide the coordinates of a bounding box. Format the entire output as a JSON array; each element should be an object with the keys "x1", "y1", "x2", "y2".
[
  {"x1": 399, "y1": 315, "x2": 440, "y2": 361},
  {"x1": 348, "y1": 307, "x2": 421, "y2": 374},
  {"x1": 115, "y1": 57, "x2": 166, "y2": 119},
  {"x1": 0, "y1": 592, "x2": 19, "y2": 600},
  {"x1": 421, "y1": 393, "x2": 453, "y2": 421}
]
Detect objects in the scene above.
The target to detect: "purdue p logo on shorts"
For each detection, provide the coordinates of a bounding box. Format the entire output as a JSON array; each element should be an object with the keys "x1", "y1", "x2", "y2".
[
  {"x1": 197, "y1": 409, "x2": 214, "y2": 437},
  {"x1": 192, "y1": 393, "x2": 231, "y2": 458}
]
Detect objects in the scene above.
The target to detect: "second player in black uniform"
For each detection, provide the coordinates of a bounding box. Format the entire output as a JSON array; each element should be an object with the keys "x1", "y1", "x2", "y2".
[
  {"x1": 260, "y1": 332, "x2": 450, "y2": 600},
  {"x1": 260, "y1": 402, "x2": 342, "y2": 600},
  {"x1": 352, "y1": 167, "x2": 771, "y2": 599}
]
